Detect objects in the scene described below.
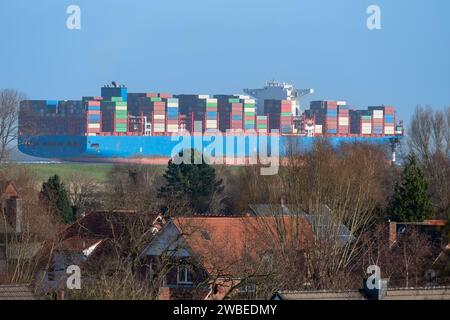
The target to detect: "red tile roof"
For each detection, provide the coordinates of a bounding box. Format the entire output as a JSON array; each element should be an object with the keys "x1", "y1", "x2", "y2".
[
  {"x1": 172, "y1": 216, "x2": 313, "y2": 276},
  {"x1": 423, "y1": 220, "x2": 448, "y2": 227},
  {"x1": 0, "y1": 181, "x2": 19, "y2": 199}
]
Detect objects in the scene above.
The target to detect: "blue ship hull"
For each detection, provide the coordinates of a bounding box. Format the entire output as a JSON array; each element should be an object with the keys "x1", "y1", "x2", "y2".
[{"x1": 18, "y1": 135, "x2": 400, "y2": 164}]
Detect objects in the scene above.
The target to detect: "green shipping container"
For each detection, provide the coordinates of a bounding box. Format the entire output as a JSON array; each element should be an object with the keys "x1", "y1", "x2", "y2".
[
  {"x1": 115, "y1": 111, "x2": 128, "y2": 118},
  {"x1": 244, "y1": 112, "x2": 255, "y2": 116},
  {"x1": 110, "y1": 97, "x2": 123, "y2": 102},
  {"x1": 207, "y1": 103, "x2": 217, "y2": 107},
  {"x1": 281, "y1": 113, "x2": 292, "y2": 117},
  {"x1": 151, "y1": 97, "x2": 162, "y2": 102},
  {"x1": 115, "y1": 101, "x2": 127, "y2": 106},
  {"x1": 228, "y1": 98, "x2": 240, "y2": 103}
]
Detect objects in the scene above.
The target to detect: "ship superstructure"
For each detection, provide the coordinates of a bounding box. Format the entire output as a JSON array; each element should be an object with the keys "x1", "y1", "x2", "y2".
[{"x1": 244, "y1": 81, "x2": 314, "y2": 116}]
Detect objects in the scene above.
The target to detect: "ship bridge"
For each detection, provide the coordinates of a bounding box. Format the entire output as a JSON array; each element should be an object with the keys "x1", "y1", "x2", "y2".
[{"x1": 243, "y1": 81, "x2": 314, "y2": 116}]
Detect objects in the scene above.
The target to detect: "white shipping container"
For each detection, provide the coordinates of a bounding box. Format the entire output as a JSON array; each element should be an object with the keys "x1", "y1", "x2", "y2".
[
  {"x1": 338, "y1": 117, "x2": 349, "y2": 126},
  {"x1": 206, "y1": 98, "x2": 218, "y2": 103},
  {"x1": 337, "y1": 101, "x2": 347, "y2": 106},
  {"x1": 244, "y1": 108, "x2": 256, "y2": 113},
  {"x1": 167, "y1": 103, "x2": 178, "y2": 107},
  {"x1": 206, "y1": 120, "x2": 217, "y2": 126},
  {"x1": 314, "y1": 125, "x2": 323, "y2": 134},
  {"x1": 88, "y1": 123, "x2": 101, "y2": 129},
  {"x1": 115, "y1": 106, "x2": 127, "y2": 111},
  {"x1": 244, "y1": 99, "x2": 256, "y2": 104},
  {"x1": 154, "y1": 115, "x2": 166, "y2": 120},
  {"x1": 198, "y1": 95, "x2": 210, "y2": 99},
  {"x1": 238, "y1": 95, "x2": 250, "y2": 100}
]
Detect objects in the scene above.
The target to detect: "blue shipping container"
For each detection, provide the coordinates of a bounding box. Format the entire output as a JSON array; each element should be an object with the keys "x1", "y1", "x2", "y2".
[{"x1": 88, "y1": 115, "x2": 101, "y2": 122}]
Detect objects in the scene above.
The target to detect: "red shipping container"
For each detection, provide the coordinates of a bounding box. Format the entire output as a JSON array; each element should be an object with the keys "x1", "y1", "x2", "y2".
[{"x1": 146, "y1": 93, "x2": 158, "y2": 98}]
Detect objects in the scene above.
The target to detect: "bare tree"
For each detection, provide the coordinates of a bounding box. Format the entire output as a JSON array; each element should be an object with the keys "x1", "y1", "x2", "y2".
[
  {"x1": 230, "y1": 141, "x2": 392, "y2": 295},
  {"x1": 0, "y1": 89, "x2": 24, "y2": 162},
  {"x1": 66, "y1": 173, "x2": 100, "y2": 218},
  {"x1": 409, "y1": 105, "x2": 450, "y2": 215},
  {"x1": 360, "y1": 223, "x2": 434, "y2": 288}
]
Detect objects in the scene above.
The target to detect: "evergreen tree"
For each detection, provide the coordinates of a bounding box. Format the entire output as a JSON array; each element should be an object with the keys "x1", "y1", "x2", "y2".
[
  {"x1": 158, "y1": 149, "x2": 223, "y2": 214},
  {"x1": 40, "y1": 174, "x2": 74, "y2": 223},
  {"x1": 389, "y1": 154, "x2": 433, "y2": 222}
]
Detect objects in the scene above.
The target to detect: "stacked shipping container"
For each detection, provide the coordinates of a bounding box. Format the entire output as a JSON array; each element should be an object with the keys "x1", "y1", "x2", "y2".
[
  {"x1": 215, "y1": 96, "x2": 243, "y2": 132},
  {"x1": 361, "y1": 111, "x2": 372, "y2": 135},
  {"x1": 264, "y1": 100, "x2": 292, "y2": 133},
  {"x1": 152, "y1": 97, "x2": 166, "y2": 133},
  {"x1": 371, "y1": 108, "x2": 384, "y2": 135},
  {"x1": 86, "y1": 100, "x2": 101, "y2": 135},
  {"x1": 176, "y1": 94, "x2": 208, "y2": 133},
  {"x1": 230, "y1": 98, "x2": 243, "y2": 131},
  {"x1": 243, "y1": 98, "x2": 256, "y2": 131},
  {"x1": 325, "y1": 101, "x2": 338, "y2": 135},
  {"x1": 384, "y1": 106, "x2": 395, "y2": 135},
  {"x1": 280, "y1": 100, "x2": 293, "y2": 133},
  {"x1": 20, "y1": 85, "x2": 403, "y2": 139},
  {"x1": 337, "y1": 103, "x2": 349, "y2": 134},
  {"x1": 205, "y1": 98, "x2": 218, "y2": 130},
  {"x1": 256, "y1": 116, "x2": 268, "y2": 133},
  {"x1": 166, "y1": 98, "x2": 179, "y2": 133}
]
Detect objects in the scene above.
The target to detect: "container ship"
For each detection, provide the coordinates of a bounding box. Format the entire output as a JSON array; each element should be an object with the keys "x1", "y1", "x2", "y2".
[{"x1": 18, "y1": 81, "x2": 404, "y2": 164}]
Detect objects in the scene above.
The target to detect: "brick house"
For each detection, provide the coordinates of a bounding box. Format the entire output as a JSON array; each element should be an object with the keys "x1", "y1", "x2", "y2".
[
  {"x1": 37, "y1": 210, "x2": 164, "y2": 292},
  {"x1": 140, "y1": 215, "x2": 313, "y2": 300}
]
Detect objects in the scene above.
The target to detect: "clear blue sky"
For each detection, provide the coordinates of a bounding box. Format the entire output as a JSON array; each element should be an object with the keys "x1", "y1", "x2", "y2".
[{"x1": 0, "y1": 0, "x2": 449, "y2": 123}]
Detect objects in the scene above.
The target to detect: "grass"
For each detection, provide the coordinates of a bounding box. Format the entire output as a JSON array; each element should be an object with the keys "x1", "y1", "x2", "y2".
[
  {"x1": 2, "y1": 162, "x2": 242, "y2": 185},
  {"x1": 14, "y1": 163, "x2": 115, "y2": 183}
]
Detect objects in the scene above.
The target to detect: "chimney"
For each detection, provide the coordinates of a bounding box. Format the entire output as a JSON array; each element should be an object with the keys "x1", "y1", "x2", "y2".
[
  {"x1": 388, "y1": 221, "x2": 397, "y2": 248},
  {"x1": 280, "y1": 197, "x2": 289, "y2": 215},
  {"x1": 5, "y1": 197, "x2": 23, "y2": 234}
]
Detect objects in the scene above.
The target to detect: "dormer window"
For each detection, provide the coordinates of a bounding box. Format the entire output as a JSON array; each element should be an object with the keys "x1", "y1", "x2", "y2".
[{"x1": 177, "y1": 265, "x2": 193, "y2": 285}]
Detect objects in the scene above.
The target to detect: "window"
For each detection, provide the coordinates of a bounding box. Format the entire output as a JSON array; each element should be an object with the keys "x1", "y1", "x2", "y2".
[
  {"x1": 236, "y1": 279, "x2": 257, "y2": 299},
  {"x1": 238, "y1": 280, "x2": 256, "y2": 294},
  {"x1": 177, "y1": 265, "x2": 194, "y2": 285}
]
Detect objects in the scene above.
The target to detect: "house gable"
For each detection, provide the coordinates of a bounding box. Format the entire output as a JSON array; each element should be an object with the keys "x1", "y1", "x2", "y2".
[{"x1": 143, "y1": 222, "x2": 190, "y2": 258}]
